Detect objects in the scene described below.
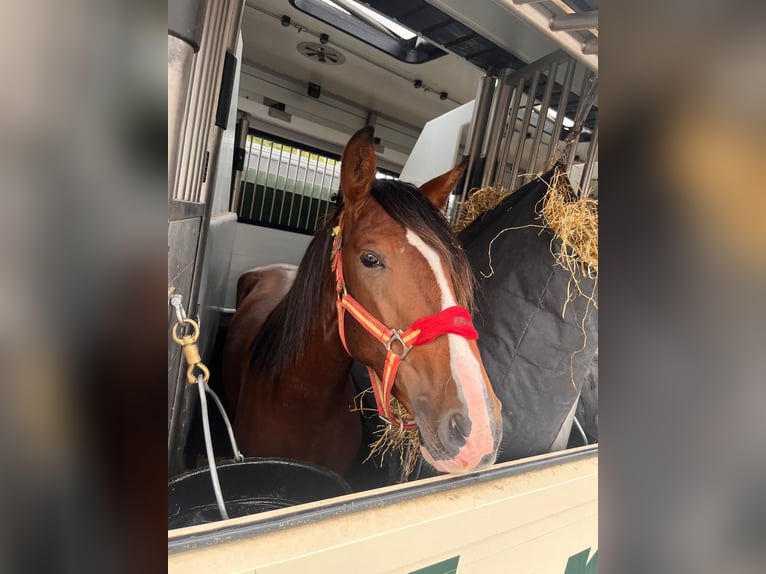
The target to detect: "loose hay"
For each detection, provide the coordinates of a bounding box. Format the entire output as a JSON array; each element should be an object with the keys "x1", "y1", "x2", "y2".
[
  {"x1": 540, "y1": 166, "x2": 598, "y2": 279},
  {"x1": 539, "y1": 167, "x2": 599, "y2": 388},
  {"x1": 365, "y1": 395, "x2": 421, "y2": 480},
  {"x1": 353, "y1": 389, "x2": 421, "y2": 480},
  {"x1": 453, "y1": 186, "x2": 511, "y2": 233},
  {"x1": 454, "y1": 166, "x2": 598, "y2": 307}
]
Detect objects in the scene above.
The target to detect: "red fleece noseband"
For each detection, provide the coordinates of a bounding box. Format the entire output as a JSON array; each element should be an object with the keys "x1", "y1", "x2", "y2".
[{"x1": 407, "y1": 306, "x2": 478, "y2": 346}]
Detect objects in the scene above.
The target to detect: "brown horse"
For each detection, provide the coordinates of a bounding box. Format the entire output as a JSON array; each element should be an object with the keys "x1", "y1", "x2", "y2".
[{"x1": 223, "y1": 126, "x2": 502, "y2": 476}]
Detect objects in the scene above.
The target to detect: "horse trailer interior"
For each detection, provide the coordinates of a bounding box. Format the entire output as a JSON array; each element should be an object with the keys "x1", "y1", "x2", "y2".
[{"x1": 168, "y1": 1, "x2": 598, "y2": 571}]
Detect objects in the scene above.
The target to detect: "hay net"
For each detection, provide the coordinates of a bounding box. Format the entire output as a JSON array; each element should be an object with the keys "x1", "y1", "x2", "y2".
[{"x1": 454, "y1": 165, "x2": 598, "y2": 278}]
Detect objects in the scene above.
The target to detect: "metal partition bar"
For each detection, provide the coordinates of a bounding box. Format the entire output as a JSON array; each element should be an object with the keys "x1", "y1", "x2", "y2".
[
  {"x1": 300, "y1": 154, "x2": 320, "y2": 229},
  {"x1": 527, "y1": 60, "x2": 558, "y2": 180},
  {"x1": 296, "y1": 150, "x2": 314, "y2": 228},
  {"x1": 456, "y1": 48, "x2": 597, "y2": 206},
  {"x1": 245, "y1": 136, "x2": 260, "y2": 219},
  {"x1": 239, "y1": 134, "x2": 254, "y2": 213},
  {"x1": 579, "y1": 121, "x2": 598, "y2": 193},
  {"x1": 267, "y1": 143, "x2": 286, "y2": 223},
  {"x1": 321, "y1": 161, "x2": 340, "y2": 226},
  {"x1": 283, "y1": 147, "x2": 300, "y2": 227},
  {"x1": 297, "y1": 152, "x2": 309, "y2": 226},
  {"x1": 455, "y1": 75, "x2": 496, "y2": 212},
  {"x1": 257, "y1": 140, "x2": 275, "y2": 220},
  {"x1": 508, "y1": 69, "x2": 541, "y2": 189},
  {"x1": 476, "y1": 50, "x2": 573, "y2": 192},
  {"x1": 241, "y1": 137, "x2": 256, "y2": 218},
  {"x1": 271, "y1": 145, "x2": 293, "y2": 222},
  {"x1": 306, "y1": 156, "x2": 322, "y2": 230},
  {"x1": 313, "y1": 157, "x2": 330, "y2": 231},
  {"x1": 547, "y1": 58, "x2": 575, "y2": 165},
  {"x1": 565, "y1": 71, "x2": 597, "y2": 168},
  {"x1": 481, "y1": 68, "x2": 514, "y2": 188},
  {"x1": 495, "y1": 77, "x2": 525, "y2": 189},
  {"x1": 305, "y1": 154, "x2": 321, "y2": 229}
]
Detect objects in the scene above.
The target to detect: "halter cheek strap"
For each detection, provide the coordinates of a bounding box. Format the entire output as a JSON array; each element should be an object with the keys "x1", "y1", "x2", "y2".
[{"x1": 330, "y1": 215, "x2": 478, "y2": 429}]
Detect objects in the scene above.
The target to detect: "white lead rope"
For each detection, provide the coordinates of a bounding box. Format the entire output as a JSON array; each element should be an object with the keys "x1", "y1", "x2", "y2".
[
  {"x1": 573, "y1": 415, "x2": 588, "y2": 446},
  {"x1": 171, "y1": 293, "x2": 244, "y2": 521},
  {"x1": 206, "y1": 381, "x2": 244, "y2": 463},
  {"x1": 196, "y1": 374, "x2": 229, "y2": 520},
  {"x1": 195, "y1": 372, "x2": 244, "y2": 522}
]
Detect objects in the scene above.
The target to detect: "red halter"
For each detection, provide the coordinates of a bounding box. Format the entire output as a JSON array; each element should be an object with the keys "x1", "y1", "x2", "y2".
[{"x1": 330, "y1": 214, "x2": 479, "y2": 429}]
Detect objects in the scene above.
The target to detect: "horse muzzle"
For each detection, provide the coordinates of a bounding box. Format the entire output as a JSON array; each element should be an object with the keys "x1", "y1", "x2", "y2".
[{"x1": 417, "y1": 398, "x2": 503, "y2": 474}]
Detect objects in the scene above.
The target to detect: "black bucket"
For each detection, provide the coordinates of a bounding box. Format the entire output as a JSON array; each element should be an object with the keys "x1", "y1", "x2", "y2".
[{"x1": 168, "y1": 458, "x2": 353, "y2": 529}]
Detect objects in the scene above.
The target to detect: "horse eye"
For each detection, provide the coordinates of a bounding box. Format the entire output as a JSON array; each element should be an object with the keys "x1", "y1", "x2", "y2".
[{"x1": 360, "y1": 252, "x2": 382, "y2": 268}]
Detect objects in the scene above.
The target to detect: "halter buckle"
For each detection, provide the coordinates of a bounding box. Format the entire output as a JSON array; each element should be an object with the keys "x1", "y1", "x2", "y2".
[
  {"x1": 330, "y1": 226, "x2": 343, "y2": 262},
  {"x1": 385, "y1": 330, "x2": 412, "y2": 359}
]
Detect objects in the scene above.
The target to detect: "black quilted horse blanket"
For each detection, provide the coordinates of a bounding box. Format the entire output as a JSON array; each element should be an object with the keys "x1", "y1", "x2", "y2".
[{"x1": 459, "y1": 168, "x2": 598, "y2": 461}]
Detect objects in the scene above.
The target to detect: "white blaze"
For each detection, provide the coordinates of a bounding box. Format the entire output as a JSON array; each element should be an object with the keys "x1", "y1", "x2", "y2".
[{"x1": 405, "y1": 229, "x2": 493, "y2": 453}]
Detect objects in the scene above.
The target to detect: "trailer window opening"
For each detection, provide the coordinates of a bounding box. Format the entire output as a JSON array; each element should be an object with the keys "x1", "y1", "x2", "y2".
[
  {"x1": 318, "y1": 0, "x2": 416, "y2": 40},
  {"x1": 289, "y1": 0, "x2": 447, "y2": 64},
  {"x1": 236, "y1": 131, "x2": 398, "y2": 235}
]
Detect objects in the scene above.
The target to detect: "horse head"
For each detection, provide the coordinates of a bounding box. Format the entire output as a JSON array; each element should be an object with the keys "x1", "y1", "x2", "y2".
[{"x1": 334, "y1": 126, "x2": 503, "y2": 473}]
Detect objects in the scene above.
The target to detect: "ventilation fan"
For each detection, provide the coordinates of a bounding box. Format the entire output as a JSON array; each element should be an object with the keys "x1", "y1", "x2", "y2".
[{"x1": 296, "y1": 42, "x2": 346, "y2": 65}]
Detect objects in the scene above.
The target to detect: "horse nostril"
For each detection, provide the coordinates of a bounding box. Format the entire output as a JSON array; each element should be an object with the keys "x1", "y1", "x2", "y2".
[
  {"x1": 450, "y1": 413, "x2": 470, "y2": 438},
  {"x1": 439, "y1": 411, "x2": 471, "y2": 450}
]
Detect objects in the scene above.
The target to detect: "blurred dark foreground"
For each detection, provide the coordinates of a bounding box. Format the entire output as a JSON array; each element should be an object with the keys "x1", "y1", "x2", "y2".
[
  {"x1": 0, "y1": 1, "x2": 763, "y2": 573},
  {"x1": 0, "y1": 1, "x2": 167, "y2": 572},
  {"x1": 600, "y1": 2, "x2": 766, "y2": 572}
]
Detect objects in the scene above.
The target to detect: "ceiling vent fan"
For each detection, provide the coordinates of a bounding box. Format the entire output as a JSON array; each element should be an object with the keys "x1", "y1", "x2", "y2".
[{"x1": 296, "y1": 41, "x2": 346, "y2": 65}]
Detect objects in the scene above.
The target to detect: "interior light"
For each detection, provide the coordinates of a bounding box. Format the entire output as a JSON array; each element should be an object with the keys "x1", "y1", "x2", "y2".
[
  {"x1": 318, "y1": 0, "x2": 417, "y2": 40},
  {"x1": 534, "y1": 104, "x2": 576, "y2": 128}
]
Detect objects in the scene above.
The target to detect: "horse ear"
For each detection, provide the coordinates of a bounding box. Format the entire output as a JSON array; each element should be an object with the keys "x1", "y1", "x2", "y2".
[
  {"x1": 418, "y1": 160, "x2": 467, "y2": 211},
  {"x1": 340, "y1": 126, "x2": 377, "y2": 207}
]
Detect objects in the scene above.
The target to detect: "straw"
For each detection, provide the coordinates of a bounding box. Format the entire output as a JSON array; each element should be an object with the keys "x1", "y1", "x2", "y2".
[
  {"x1": 453, "y1": 186, "x2": 511, "y2": 233},
  {"x1": 352, "y1": 389, "x2": 421, "y2": 480},
  {"x1": 364, "y1": 395, "x2": 421, "y2": 480}
]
